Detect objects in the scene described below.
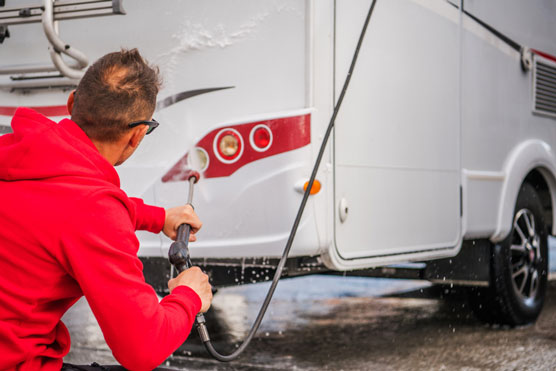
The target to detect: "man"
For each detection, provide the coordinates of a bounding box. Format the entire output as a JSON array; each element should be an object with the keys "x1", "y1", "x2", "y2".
[{"x1": 0, "y1": 49, "x2": 213, "y2": 371}]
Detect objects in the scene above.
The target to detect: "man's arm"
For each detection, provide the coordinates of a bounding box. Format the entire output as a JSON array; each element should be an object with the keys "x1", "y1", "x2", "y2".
[
  {"x1": 129, "y1": 197, "x2": 165, "y2": 233},
  {"x1": 61, "y1": 192, "x2": 210, "y2": 371},
  {"x1": 129, "y1": 197, "x2": 201, "y2": 241}
]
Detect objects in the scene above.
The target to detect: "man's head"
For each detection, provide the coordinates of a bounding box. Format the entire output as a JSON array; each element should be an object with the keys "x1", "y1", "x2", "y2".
[{"x1": 68, "y1": 48, "x2": 162, "y2": 165}]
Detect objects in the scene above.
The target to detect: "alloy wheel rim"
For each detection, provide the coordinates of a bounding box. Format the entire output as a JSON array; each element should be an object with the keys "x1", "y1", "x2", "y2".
[{"x1": 510, "y1": 208, "x2": 542, "y2": 304}]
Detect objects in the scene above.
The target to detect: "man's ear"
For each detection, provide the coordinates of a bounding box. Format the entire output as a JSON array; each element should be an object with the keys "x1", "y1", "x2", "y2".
[
  {"x1": 67, "y1": 90, "x2": 76, "y2": 115},
  {"x1": 128, "y1": 125, "x2": 148, "y2": 149}
]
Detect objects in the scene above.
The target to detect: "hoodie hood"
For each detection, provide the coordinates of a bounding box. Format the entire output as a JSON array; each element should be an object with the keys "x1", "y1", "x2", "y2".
[{"x1": 0, "y1": 107, "x2": 120, "y2": 186}]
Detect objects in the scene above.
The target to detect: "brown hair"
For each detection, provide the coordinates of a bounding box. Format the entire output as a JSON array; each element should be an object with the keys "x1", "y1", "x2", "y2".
[{"x1": 71, "y1": 48, "x2": 162, "y2": 142}]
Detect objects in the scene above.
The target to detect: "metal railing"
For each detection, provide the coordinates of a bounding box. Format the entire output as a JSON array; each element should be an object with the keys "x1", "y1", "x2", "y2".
[{"x1": 0, "y1": 0, "x2": 125, "y2": 90}]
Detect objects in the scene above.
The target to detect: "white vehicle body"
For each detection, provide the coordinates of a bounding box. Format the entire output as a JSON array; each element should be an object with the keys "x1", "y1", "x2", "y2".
[{"x1": 1, "y1": 0, "x2": 556, "y2": 275}]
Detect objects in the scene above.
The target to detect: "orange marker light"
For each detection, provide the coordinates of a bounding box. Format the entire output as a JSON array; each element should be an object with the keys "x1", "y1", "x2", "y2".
[{"x1": 303, "y1": 180, "x2": 321, "y2": 195}]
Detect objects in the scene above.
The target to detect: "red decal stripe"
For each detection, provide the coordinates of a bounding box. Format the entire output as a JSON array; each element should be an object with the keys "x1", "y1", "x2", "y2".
[
  {"x1": 163, "y1": 113, "x2": 311, "y2": 181},
  {"x1": 0, "y1": 105, "x2": 68, "y2": 117},
  {"x1": 531, "y1": 49, "x2": 556, "y2": 64}
]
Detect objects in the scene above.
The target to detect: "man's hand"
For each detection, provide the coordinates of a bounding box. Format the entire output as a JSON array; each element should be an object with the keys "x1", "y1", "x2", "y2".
[
  {"x1": 163, "y1": 205, "x2": 202, "y2": 241},
  {"x1": 168, "y1": 266, "x2": 213, "y2": 313}
]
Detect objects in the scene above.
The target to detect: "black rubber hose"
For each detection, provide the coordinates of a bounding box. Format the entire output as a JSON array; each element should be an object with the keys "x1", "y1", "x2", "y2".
[{"x1": 197, "y1": 0, "x2": 378, "y2": 361}]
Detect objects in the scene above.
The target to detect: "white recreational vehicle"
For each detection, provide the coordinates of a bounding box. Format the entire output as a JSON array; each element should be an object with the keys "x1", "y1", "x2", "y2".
[{"x1": 1, "y1": 0, "x2": 556, "y2": 326}]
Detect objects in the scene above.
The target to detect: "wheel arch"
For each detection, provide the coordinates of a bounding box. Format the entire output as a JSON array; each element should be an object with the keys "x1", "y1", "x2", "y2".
[{"x1": 491, "y1": 139, "x2": 556, "y2": 243}]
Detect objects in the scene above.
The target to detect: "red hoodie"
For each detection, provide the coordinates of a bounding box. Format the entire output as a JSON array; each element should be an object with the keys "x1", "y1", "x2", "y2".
[{"x1": 0, "y1": 108, "x2": 201, "y2": 371}]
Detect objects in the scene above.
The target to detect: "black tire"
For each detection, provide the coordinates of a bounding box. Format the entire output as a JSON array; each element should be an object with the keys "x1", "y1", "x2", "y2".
[{"x1": 468, "y1": 182, "x2": 549, "y2": 326}]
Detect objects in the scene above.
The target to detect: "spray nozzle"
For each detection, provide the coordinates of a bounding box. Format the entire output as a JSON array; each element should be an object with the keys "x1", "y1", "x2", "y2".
[{"x1": 185, "y1": 170, "x2": 200, "y2": 183}]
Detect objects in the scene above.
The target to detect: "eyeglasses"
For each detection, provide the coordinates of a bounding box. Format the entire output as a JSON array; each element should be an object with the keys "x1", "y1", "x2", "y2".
[{"x1": 128, "y1": 118, "x2": 159, "y2": 135}]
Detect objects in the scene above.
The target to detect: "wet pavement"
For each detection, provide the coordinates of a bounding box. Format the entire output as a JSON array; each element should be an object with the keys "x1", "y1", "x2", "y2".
[{"x1": 63, "y1": 243, "x2": 556, "y2": 370}]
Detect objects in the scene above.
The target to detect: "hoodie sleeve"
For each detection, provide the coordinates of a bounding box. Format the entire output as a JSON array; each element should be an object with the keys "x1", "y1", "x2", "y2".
[
  {"x1": 129, "y1": 197, "x2": 165, "y2": 233},
  {"x1": 60, "y1": 192, "x2": 200, "y2": 371}
]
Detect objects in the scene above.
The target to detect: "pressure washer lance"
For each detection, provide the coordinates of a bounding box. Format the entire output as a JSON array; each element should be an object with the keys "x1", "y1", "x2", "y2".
[
  {"x1": 167, "y1": 170, "x2": 211, "y2": 344},
  {"x1": 168, "y1": 0, "x2": 378, "y2": 361}
]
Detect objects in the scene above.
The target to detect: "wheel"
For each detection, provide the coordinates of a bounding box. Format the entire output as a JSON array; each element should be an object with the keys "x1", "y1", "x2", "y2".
[{"x1": 468, "y1": 182, "x2": 549, "y2": 326}]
